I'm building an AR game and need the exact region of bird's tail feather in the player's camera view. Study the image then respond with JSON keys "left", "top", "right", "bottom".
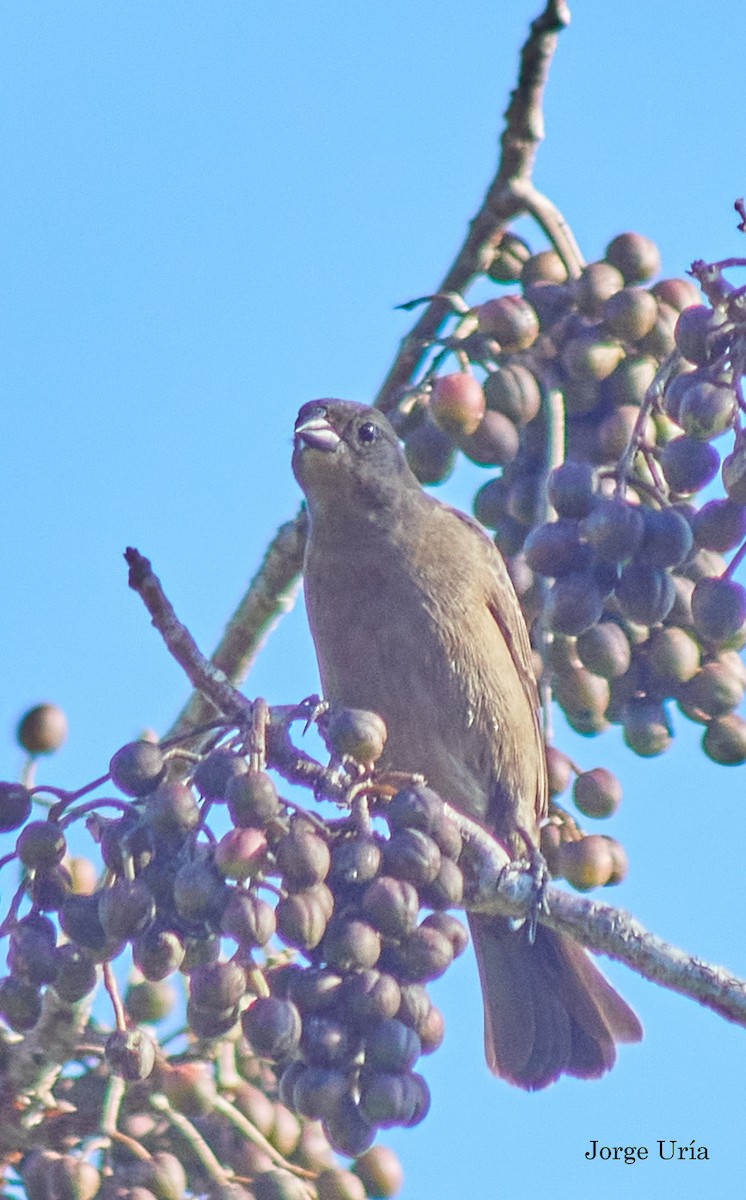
{"left": 468, "top": 913, "right": 642, "bottom": 1089}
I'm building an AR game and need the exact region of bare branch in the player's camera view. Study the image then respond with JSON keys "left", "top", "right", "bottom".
{"left": 166, "top": 513, "right": 308, "bottom": 743}
{"left": 375, "top": 0, "right": 572, "bottom": 414}
{"left": 455, "top": 805, "right": 746, "bottom": 1027}
{"left": 125, "top": 547, "right": 254, "bottom": 729}
{"left": 495, "top": 0, "right": 571, "bottom": 187}
{"left": 0, "top": 989, "right": 94, "bottom": 1157}
{"left": 5, "top": 990, "right": 92, "bottom": 1099}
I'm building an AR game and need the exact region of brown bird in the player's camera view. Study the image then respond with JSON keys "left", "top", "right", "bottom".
{"left": 292, "top": 398, "right": 642, "bottom": 1089}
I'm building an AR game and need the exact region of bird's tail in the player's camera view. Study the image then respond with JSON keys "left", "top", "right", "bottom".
{"left": 468, "top": 913, "right": 642, "bottom": 1089}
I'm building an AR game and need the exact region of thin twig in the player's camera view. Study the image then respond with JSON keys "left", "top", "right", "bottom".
{"left": 514, "top": 180, "right": 584, "bottom": 277}
{"left": 725, "top": 538, "right": 746, "bottom": 580}
{"left": 149, "top": 1093, "right": 234, "bottom": 1196}
{"left": 100, "top": 1074, "right": 153, "bottom": 1165}
{"left": 102, "top": 962, "right": 127, "bottom": 1032}
{"left": 166, "top": 514, "right": 308, "bottom": 745}
{"left": 125, "top": 547, "right": 254, "bottom": 728}
{"left": 614, "top": 350, "right": 683, "bottom": 495}
{"left": 211, "top": 1093, "right": 317, "bottom": 1181}
{"left": 374, "top": 0, "right": 572, "bottom": 414}
{"left": 125, "top": 554, "right": 355, "bottom": 796}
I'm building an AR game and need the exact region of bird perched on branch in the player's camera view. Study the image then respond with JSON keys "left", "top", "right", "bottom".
{"left": 292, "top": 398, "right": 641, "bottom": 1089}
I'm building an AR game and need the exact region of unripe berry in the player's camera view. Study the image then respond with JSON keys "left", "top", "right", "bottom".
{"left": 573, "top": 768, "right": 622, "bottom": 819}
{"left": 558, "top": 835, "right": 614, "bottom": 890}
{"left": 17, "top": 703, "right": 68, "bottom": 755}
{"left": 326, "top": 706, "right": 387, "bottom": 766}
{"left": 605, "top": 232, "right": 660, "bottom": 283}
{"left": 429, "top": 373, "right": 485, "bottom": 437}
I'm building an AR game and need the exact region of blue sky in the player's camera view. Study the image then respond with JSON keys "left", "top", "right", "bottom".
{"left": 1, "top": 4, "right": 745, "bottom": 1198}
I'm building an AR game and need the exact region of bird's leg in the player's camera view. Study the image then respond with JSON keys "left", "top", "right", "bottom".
{"left": 505, "top": 826, "right": 551, "bottom": 944}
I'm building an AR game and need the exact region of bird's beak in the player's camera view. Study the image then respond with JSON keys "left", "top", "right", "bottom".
{"left": 294, "top": 407, "right": 342, "bottom": 452}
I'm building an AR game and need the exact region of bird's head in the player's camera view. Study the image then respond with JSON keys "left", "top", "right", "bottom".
{"left": 292, "top": 400, "right": 420, "bottom": 520}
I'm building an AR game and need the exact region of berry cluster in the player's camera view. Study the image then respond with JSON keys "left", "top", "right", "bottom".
{"left": 250, "top": 777, "right": 467, "bottom": 1156}
{"left": 0, "top": 702, "right": 477, "bottom": 1198}
{"left": 1, "top": 691, "right": 637, "bottom": 1197}
{"left": 398, "top": 233, "right": 746, "bottom": 774}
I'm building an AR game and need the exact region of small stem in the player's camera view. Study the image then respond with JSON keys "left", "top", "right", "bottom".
{"left": 256, "top": 878, "right": 286, "bottom": 900}
{"left": 215, "top": 1041, "right": 242, "bottom": 1091}
{"left": 34, "top": 773, "right": 113, "bottom": 815}
{"left": 597, "top": 467, "right": 666, "bottom": 507}
{"left": 102, "top": 962, "right": 127, "bottom": 1032}
{"left": 639, "top": 447, "right": 668, "bottom": 498}
{"left": 20, "top": 755, "right": 36, "bottom": 789}
{"left": 700, "top": 256, "right": 746, "bottom": 271}
{"left": 0, "top": 881, "right": 28, "bottom": 935}
{"left": 514, "top": 181, "right": 585, "bottom": 278}
{"left": 149, "top": 1093, "right": 232, "bottom": 1194}
{"left": 57, "top": 797, "right": 133, "bottom": 829}
{"left": 724, "top": 539, "right": 746, "bottom": 580}
{"left": 615, "top": 350, "right": 683, "bottom": 494}
{"left": 688, "top": 260, "right": 735, "bottom": 305}
{"left": 160, "top": 720, "right": 231, "bottom": 750}
{"left": 108, "top": 1129, "right": 154, "bottom": 1164}
{"left": 350, "top": 790, "right": 371, "bottom": 834}
{"left": 245, "top": 964, "right": 271, "bottom": 999}
{"left": 280, "top": 796, "right": 334, "bottom": 833}
{"left": 98, "top": 1073, "right": 153, "bottom": 1165}
{"left": 211, "top": 1093, "right": 317, "bottom": 1182}
{"left": 248, "top": 698, "right": 270, "bottom": 772}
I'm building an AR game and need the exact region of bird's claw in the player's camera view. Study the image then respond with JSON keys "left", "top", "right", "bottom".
{"left": 509, "top": 827, "right": 550, "bottom": 944}
{"left": 526, "top": 856, "right": 550, "bottom": 944}
{"left": 524, "top": 846, "right": 550, "bottom": 944}
{"left": 297, "top": 695, "right": 329, "bottom": 735}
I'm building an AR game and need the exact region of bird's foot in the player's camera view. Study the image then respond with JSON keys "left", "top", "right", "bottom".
{"left": 512, "top": 828, "right": 550, "bottom": 944}
{"left": 296, "top": 694, "right": 329, "bottom": 734}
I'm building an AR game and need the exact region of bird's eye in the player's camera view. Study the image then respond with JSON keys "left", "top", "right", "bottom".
{"left": 357, "top": 421, "right": 379, "bottom": 444}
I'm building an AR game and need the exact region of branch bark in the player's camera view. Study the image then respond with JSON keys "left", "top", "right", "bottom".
{"left": 163, "top": 511, "right": 308, "bottom": 742}
{"left": 455, "top": 812, "right": 746, "bottom": 1026}
{"left": 374, "top": 0, "right": 575, "bottom": 415}
{"left": 0, "top": 989, "right": 93, "bottom": 1156}
{"left": 125, "top": 548, "right": 254, "bottom": 729}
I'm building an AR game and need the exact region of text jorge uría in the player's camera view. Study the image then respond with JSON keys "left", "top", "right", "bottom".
{"left": 585, "top": 1141, "right": 710, "bottom": 1162}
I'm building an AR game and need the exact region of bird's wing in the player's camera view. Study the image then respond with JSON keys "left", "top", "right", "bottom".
{"left": 448, "top": 505, "right": 548, "bottom": 818}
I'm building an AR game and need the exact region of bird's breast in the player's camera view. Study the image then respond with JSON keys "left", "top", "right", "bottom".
{"left": 302, "top": 519, "right": 539, "bottom": 836}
